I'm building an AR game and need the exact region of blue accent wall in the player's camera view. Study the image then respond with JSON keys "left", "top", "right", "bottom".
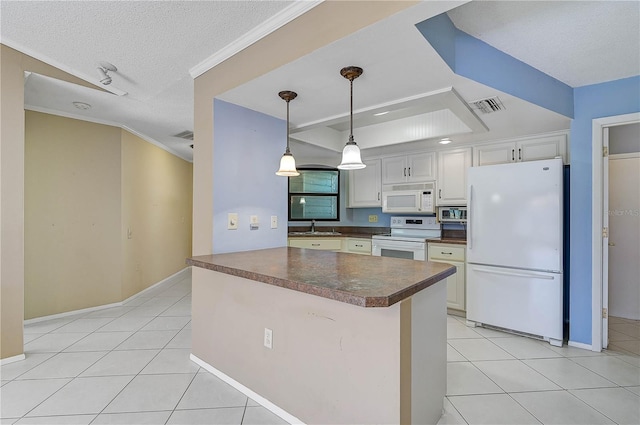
{"left": 569, "top": 76, "right": 640, "bottom": 344}
{"left": 417, "top": 12, "right": 640, "bottom": 346}
{"left": 416, "top": 14, "right": 574, "bottom": 118}
{"left": 212, "top": 99, "right": 288, "bottom": 253}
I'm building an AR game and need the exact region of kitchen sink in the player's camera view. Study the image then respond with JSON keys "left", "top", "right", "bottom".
{"left": 288, "top": 231, "right": 342, "bottom": 236}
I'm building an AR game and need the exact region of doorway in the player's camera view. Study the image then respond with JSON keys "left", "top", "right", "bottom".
{"left": 607, "top": 124, "right": 640, "bottom": 354}
{"left": 592, "top": 113, "right": 640, "bottom": 352}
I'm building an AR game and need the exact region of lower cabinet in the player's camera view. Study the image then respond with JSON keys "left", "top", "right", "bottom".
{"left": 288, "top": 237, "right": 372, "bottom": 255}
{"left": 288, "top": 238, "right": 343, "bottom": 251}
{"left": 428, "top": 243, "right": 466, "bottom": 312}
{"left": 344, "top": 238, "right": 372, "bottom": 255}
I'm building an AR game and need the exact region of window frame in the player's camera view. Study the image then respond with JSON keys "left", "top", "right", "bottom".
{"left": 288, "top": 167, "right": 340, "bottom": 222}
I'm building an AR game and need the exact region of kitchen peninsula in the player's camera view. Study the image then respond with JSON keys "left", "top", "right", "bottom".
{"left": 187, "top": 247, "right": 455, "bottom": 424}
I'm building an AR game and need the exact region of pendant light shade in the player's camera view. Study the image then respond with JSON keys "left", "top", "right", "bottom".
{"left": 276, "top": 90, "right": 300, "bottom": 177}
{"left": 338, "top": 66, "right": 366, "bottom": 170}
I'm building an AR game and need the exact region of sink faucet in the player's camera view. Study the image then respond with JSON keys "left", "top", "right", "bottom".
{"left": 310, "top": 220, "right": 316, "bottom": 233}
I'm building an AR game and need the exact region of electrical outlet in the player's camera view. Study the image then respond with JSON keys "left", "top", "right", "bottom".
{"left": 368, "top": 214, "right": 378, "bottom": 223}
{"left": 228, "top": 213, "right": 238, "bottom": 230}
{"left": 271, "top": 215, "right": 278, "bottom": 229}
{"left": 264, "top": 328, "right": 273, "bottom": 349}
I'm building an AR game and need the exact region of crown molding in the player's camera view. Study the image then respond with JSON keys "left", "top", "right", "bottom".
{"left": 24, "top": 105, "right": 192, "bottom": 163}
{"left": 189, "top": 1, "right": 323, "bottom": 79}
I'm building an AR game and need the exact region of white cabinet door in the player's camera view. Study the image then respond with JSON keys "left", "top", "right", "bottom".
{"left": 344, "top": 238, "right": 372, "bottom": 255}
{"left": 474, "top": 143, "right": 515, "bottom": 166}
{"left": 407, "top": 152, "right": 436, "bottom": 182}
{"left": 474, "top": 134, "right": 567, "bottom": 166}
{"left": 348, "top": 159, "right": 381, "bottom": 208}
{"left": 437, "top": 147, "right": 472, "bottom": 205}
{"left": 383, "top": 152, "right": 436, "bottom": 184}
{"left": 382, "top": 156, "right": 408, "bottom": 184}
{"left": 288, "top": 238, "right": 343, "bottom": 251}
{"left": 518, "top": 135, "right": 566, "bottom": 162}
{"left": 428, "top": 243, "right": 466, "bottom": 311}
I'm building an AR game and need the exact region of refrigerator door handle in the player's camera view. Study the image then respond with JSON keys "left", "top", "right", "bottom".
{"left": 467, "top": 184, "right": 473, "bottom": 250}
{"left": 472, "top": 267, "right": 556, "bottom": 280}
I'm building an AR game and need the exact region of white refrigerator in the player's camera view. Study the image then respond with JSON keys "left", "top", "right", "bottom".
{"left": 466, "top": 158, "right": 563, "bottom": 346}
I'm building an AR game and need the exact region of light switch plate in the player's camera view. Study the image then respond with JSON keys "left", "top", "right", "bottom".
{"left": 228, "top": 213, "right": 238, "bottom": 230}
{"left": 271, "top": 215, "right": 278, "bottom": 229}
{"left": 250, "top": 215, "right": 259, "bottom": 230}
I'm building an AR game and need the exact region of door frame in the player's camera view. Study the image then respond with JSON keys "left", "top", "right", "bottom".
{"left": 591, "top": 112, "right": 640, "bottom": 352}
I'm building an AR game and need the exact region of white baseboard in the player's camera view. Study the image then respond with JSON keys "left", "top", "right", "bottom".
{"left": 190, "top": 354, "right": 304, "bottom": 425}
{"left": 24, "top": 301, "right": 122, "bottom": 325}
{"left": 24, "top": 267, "right": 191, "bottom": 325}
{"left": 1, "top": 353, "right": 26, "bottom": 365}
{"left": 568, "top": 340, "right": 594, "bottom": 351}
{"left": 122, "top": 267, "right": 192, "bottom": 304}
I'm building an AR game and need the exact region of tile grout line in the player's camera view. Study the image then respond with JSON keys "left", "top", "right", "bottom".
{"left": 14, "top": 278, "right": 191, "bottom": 423}
{"left": 87, "top": 283, "right": 193, "bottom": 424}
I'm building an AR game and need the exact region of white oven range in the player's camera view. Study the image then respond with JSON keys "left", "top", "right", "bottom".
{"left": 372, "top": 216, "right": 441, "bottom": 261}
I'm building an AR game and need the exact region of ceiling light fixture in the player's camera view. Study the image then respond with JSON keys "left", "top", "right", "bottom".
{"left": 97, "top": 61, "right": 117, "bottom": 85}
{"left": 337, "top": 66, "right": 366, "bottom": 170}
{"left": 72, "top": 101, "right": 91, "bottom": 110}
{"left": 275, "top": 90, "right": 300, "bottom": 177}
{"left": 374, "top": 111, "right": 389, "bottom": 116}
{"left": 439, "top": 138, "right": 452, "bottom": 145}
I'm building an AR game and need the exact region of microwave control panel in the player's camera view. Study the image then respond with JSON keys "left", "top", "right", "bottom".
{"left": 421, "top": 190, "right": 434, "bottom": 213}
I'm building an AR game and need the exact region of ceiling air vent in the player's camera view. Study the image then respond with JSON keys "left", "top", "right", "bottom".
{"left": 173, "top": 130, "right": 194, "bottom": 140}
{"left": 470, "top": 96, "right": 505, "bottom": 114}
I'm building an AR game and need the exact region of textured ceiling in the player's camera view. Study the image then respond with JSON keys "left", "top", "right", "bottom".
{"left": 448, "top": 0, "right": 640, "bottom": 87}
{"left": 2, "top": 1, "right": 639, "bottom": 162}
{"left": 1, "top": 0, "right": 302, "bottom": 160}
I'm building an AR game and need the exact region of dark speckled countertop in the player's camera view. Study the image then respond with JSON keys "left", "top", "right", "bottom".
{"left": 187, "top": 247, "right": 455, "bottom": 308}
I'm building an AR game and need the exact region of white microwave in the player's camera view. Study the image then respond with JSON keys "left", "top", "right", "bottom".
{"left": 381, "top": 182, "right": 436, "bottom": 214}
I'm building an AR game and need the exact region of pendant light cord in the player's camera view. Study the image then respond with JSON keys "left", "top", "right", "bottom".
{"left": 286, "top": 98, "right": 291, "bottom": 153}
{"left": 349, "top": 77, "right": 354, "bottom": 143}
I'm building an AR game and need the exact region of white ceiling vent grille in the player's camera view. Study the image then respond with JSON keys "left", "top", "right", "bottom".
{"left": 173, "top": 130, "right": 194, "bottom": 140}
{"left": 469, "top": 96, "right": 505, "bottom": 114}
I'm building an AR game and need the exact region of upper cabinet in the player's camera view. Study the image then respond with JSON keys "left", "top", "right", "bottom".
{"left": 382, "top": 152, "right": 436, "bottom": 185}
{"left": 348, "top": 158, "right": 382, "bottom": 208}
{"left": 474, "top": 134, "right": 567, "bottom": 166}
{"left": 437, "top": 147, "right": 472, "bottom": 206}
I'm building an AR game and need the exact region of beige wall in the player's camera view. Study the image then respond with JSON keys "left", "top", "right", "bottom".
{"left": 1, "top": 44, "right": 97, "bottom": 359}
{"left": 24, "top": 112, "right": 122, "bottom": 318}
{"left": 192, "top": 267, "right": 447, "bottom": 423}
{"left": 192, "top": 268, "right": 404, "bottom": 423}
{"left": 121, "top": 130, "right": 193, "bottom": 299}
{"left": 23, "top": 112, "right": 193, "bottom": 319}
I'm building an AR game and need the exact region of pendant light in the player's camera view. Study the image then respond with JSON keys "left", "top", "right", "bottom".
{"left": 276, "top": 90, "right": 300, "bottom": 177}
{"left": 337, "top": 66, "right": 366, "bottom": 170}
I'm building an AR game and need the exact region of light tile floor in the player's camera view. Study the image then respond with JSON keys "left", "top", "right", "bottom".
{"left": 1, "top": 274, "right": 287, "bottom": 425}
{"left": 440, "top": 315, "right": 640, "bottom": 425}
{"left": 2, "top": 274, "right": 639, "bottom": 425}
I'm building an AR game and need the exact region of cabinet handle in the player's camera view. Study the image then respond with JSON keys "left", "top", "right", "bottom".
{"left": 311, "top": 243, "right": 320, "bottom": 247}
{"left": 355, "top": 244, "right": 363, "bottom": 247}
{"left": 439, "top": 189, "right": 442, "bottom": 199}
{"left": 378, "top": 192, "right": 381, "bottom": 201}
{"left": 518, "top": 148, "right": 522, "bottom": 161}
{"left": 408, "top": 167, "right": 411, "bottom": 176}
{"left": 404, "top": 167, "right": 407, "bottom": 177}
{"left": 512, "top": 149, "right": 515, "bottom": 161}
{"left": 441, "top": 251, "right": 453, "bottom": 255}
